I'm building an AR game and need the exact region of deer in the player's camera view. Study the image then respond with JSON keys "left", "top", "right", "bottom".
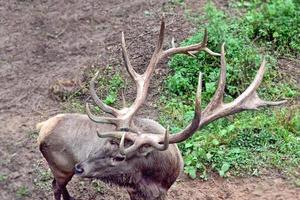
{"left": 37, "top": 17, "right": 286, "bottom": 200}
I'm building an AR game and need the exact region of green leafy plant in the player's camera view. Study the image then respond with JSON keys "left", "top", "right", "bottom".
{"left": 0, "top": 174, "right": 7, "bottom": 182}
{"left": 241, "top": 0, "right": 300, "bottom": 55}
{"left": 160, "top": 1, "right": 300, "bottom": 179}
{"left": 103, "top": 73, "right": 124, "bottom": 105}
{"left": 16, "top": 186, "right": 30, "bottom": 198}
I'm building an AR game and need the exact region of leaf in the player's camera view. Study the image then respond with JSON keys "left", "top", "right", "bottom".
{"left": 212, "top": 139, "right": 220, "bottom": 146}
{"left": 94, "top": 106, "right": 100, "bottom": 112}
{"left": 227, "top": 125, "right": 235, "bottom": 132}
{"left": 206, "top": 152, "right": 213, "bottom": 160}
{"left": 185, "top": 142, "right": 194, "bottom": 148}
{"left": 219, "top": 129, "right": 227, "bottom": 136}
{"left": 219, "top": 162, "right": 231, "bottom": 177}
{"left": 205, "top": 82, "right": 216, "bottom": 95}
{"left": 104, "top": 94, "right": 116, "bottom": 105}
{"left": 187, "top": 167, "right": 197, "bottom": 179}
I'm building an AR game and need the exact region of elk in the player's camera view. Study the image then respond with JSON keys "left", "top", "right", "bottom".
{"left": 37, "top": 17, "right": 286, "bottom": 200}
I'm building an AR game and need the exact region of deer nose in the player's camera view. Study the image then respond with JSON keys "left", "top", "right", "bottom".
{"left": 74, "top": 164, "right": 84, "bottom": 174}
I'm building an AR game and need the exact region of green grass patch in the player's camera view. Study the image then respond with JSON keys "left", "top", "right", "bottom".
{"left": 160, "top": 0, "right": 300, "bottom": 179}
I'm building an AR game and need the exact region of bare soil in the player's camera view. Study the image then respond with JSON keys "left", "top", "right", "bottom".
{"left": 0, "top": 0, "right": 299, "bottom": 200}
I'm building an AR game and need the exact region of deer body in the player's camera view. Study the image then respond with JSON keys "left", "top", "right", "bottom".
{"left": 38, "top": 113, "right": 183, "bottom": 200}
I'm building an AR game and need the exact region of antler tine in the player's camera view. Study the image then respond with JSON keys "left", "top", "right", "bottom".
{"left": 119, "top": 129, "right": 170, "bottom": 156}
{"left": 86, "top": 103, "right": 119, "bottom": 124}
{"left": 198, "top": 45, "right": 287, "bottom": 129}
{"left": 89, "top": 71, "right": 120, "bottom": 117}
{"left": 161, "top": 29, "right": 220, "bottom": 59}
{"left": 231, "top": 57, "right": 287, "bottom": 110}
{"left": 204, "top": 43, "right": 226, "bottom": 113}
{"left": 97, "top": 130, "right": 131, "bottom": 139}
{"left": 121, "top": 32, "right": 140, "bottom": 81}
{"left": 168, "top": 72, "right": 202, "bottom": 143}
{"left": 142, "top": 16, "right": 166, "bottom": 80}
{"left": 119, "top": 132, "right": 127, "bottom": 155}
{"left": 121, "top": 89, "right": 126, "bottom": 108}
{"left": 235, "top": 58, "right": 267, "bottom": 103}
{"left": 156, "top": 15, "right": 166, "bottom": 52}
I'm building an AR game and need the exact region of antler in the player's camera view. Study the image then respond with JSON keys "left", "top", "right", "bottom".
{"left": 86, "top": 16, "right": 219, "bottom": 131}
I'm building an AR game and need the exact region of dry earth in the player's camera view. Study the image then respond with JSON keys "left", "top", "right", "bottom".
{"left": 0, "top": 0, "right": 299, "bottom": 200}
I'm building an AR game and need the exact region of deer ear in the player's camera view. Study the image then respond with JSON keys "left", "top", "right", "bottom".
{"left": 137, "top": 146, "right": 155, "bottom": 157}
{"left": 121, "top": 145, "right": 154, "bottom": 158}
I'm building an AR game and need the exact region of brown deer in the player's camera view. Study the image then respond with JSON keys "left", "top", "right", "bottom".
{"left": 37, "top": 17, "right": 285, "bottom": 200}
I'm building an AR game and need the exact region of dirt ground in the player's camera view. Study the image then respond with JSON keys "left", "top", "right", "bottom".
{"left": 0, "top": 0, "right": 299, "bottom": 200}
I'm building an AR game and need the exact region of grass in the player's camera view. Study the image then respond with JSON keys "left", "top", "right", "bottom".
{"left": 159, "top": 0, "right": 300, "bottom": 179}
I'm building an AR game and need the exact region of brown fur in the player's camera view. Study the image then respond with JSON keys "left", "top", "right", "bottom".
{"left": 37, "top": 114, "right": 66, "bottom": 145}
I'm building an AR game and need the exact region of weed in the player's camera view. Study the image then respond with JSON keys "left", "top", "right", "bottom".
{"left": 0, "top": 174, "right": 7, "bottom": 182}
{"left": 26, "top": 130, "right": 39, "bottom": 140}
{"left": 33, "top": 161, "right": 53, "bottom": 192}
{"left": 63, "top": 98, "right": 86, "bottom": 113}
{"left": 92, "top": 180, "right": 105, "bottom": 193}
{"left": 103, "top": 73, "right": 124, "bottom": 105}
{"left": 294, "top": 179, "right": 300, "bottom": 187}
{"left": 16, "top": 186, "right": 30, "bottom": 198}
{"left": 168, "top": 0, "right": 185, "bottom": 6}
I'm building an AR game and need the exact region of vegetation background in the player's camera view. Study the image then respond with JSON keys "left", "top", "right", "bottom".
{"left": 161, "top": 0, "right": 300, "bottom": 180}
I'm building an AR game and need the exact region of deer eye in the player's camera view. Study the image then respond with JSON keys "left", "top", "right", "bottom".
{"left": 114, "top": 154, "right": 125, "bottom": 162}
{"left": 109, "top": 140, "right": 119, "bottom": 146}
